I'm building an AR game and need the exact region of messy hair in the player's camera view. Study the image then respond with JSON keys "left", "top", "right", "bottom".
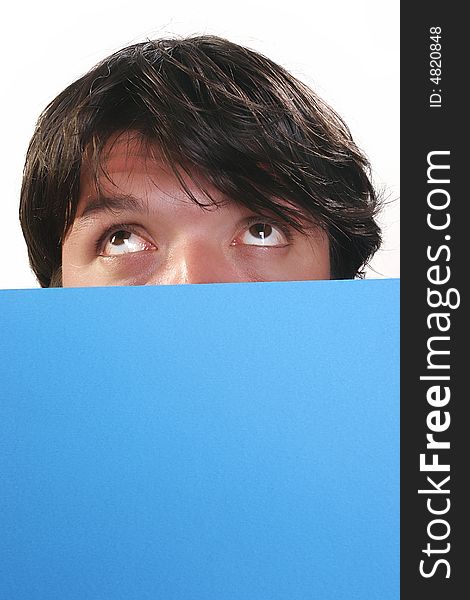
{"left": 20, "top": 35, "right": 381, "bottom": 287}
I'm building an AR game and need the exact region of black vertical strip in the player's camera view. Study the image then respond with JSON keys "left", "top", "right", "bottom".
{"left": 401, "top": 3, "right": 465, "bottom": 598}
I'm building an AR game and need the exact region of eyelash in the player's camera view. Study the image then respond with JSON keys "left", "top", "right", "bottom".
{"left": 94, "top": 217, "right": 294, "bottom": 254}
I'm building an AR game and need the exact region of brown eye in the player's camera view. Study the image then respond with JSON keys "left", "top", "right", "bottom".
{"left": 110, "top": 231, "right": 131, "bottom": 246}
{"left": 249, "top": 223, "right": 273, "bottom": 240}
{"left": 236, "top": 222, "right": 287, "bottom": 247}
{"left": 101, "top": 229, "right": 155, "bottom": 256}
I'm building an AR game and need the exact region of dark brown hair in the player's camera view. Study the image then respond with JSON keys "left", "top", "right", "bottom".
{"left": 20, "top": 35, "right": 381, "bottom": 287}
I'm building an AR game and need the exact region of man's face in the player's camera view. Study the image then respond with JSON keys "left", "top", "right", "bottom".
{"left": 62, "top": 134, "right": 330, "bottom": 287}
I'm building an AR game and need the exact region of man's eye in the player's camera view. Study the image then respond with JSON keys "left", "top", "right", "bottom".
{"left": 101, "top": 230, "right": 154, "bottom": 256}
{"left": 237, "top": 222, "right": 288, "bottom": 247}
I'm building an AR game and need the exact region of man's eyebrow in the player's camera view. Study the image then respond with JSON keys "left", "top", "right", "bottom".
{"left": 73, "top": 194, "right": 149, "bottom": 227}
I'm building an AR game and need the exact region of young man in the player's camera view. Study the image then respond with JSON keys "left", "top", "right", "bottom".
{"left": 20, "top": 36, "right": 381, "bottom": 288}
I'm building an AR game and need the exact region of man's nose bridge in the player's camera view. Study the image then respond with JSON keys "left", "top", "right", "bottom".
{"left": 160, "top": 241, "right": 226, "bottom": 285}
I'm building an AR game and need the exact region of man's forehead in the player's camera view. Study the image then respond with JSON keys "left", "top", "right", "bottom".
{"left": 78, "top": 129, "right": 318, "bottom": 227}
{"left": 82, "top": 131, "right": 169, "bottom": 177}
{"left": 78, "top": 132, "right": 227, "bottom": 213}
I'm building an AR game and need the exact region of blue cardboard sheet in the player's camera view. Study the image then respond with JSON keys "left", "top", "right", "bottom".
{"left": 0, "top": 279, "right": 399, "bottom": 599}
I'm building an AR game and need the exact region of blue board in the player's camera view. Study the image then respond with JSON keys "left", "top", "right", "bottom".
{"left": 0, "top": 279, "right": 399, "bottom": 599}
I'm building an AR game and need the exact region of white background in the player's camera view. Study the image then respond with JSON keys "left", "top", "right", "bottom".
{"left": 1, "top": 0, "right": 399, "bottom": 288}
